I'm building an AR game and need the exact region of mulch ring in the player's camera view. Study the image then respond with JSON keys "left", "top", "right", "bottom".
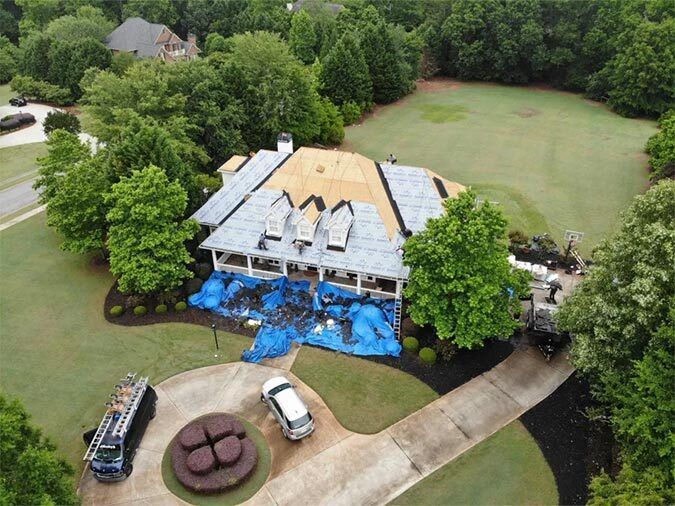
{"left": 520, "top": 374, "right": 617, "bottom": 506}
{"left": 361, "top": 324, "right": 515, "bottom": 395}
{"left": 104, "top": 282, "right": 257, "bottom": 339}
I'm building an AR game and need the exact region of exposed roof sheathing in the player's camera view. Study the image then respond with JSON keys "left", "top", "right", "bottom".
{"left": 218, "top": 155, "right": 249, "bottom": 173}
{"left": 264, "top": 147, "right": 402, "bottom": 239}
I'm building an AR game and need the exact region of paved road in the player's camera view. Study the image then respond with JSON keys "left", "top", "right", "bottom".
{"left": 0, "top": 177, "right": 39, "bottom": 218}
{"left": 78, "top": 345, "right": 573, "bottom": 505}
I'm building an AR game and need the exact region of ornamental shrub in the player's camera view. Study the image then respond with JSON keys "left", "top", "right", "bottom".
{"left": 419, "top": 347, "right": 437, "bottom": 364}
{"left": 340, "top": 101, "right": 362, "bottom": 125}
{"left": 155, "top": 304, "right": 167, "bottom": 314}
{"left": 109, "top": 305, "right": 124, "bottom": 317}
{"left": 175, "top": 301, "right": 187, "bottom": 312}
{"left": 402, "top": 336, "right": 419, "bottom": 353}
{"left": 434, "top": 339, "right": 457, "bottom": 362}
{"left": 43, "top": 110, "right": 81, "bottom": 135}
{"left": 133, "top": 305, "right": 147, "bottom": 316}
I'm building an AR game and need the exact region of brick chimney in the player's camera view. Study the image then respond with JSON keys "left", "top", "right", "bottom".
{"left": 187, "top": 33, "right": 196, "bottom": 46}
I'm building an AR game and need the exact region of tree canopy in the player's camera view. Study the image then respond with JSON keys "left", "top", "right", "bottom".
{"left": 646, "top": 111, "right": 675, "bottom": 182}
{"left": 0, "top": 394, "right": 78, "bottom": 505}
{"left": 105, "top": 165, "right": 199, "bottom": 294}
{"left": 403, "top": 189, "right": 530, "bottom": 348}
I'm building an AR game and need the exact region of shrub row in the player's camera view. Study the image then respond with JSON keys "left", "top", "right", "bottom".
{"left": 109, "top": 301, "right": 188, "bottom": 317}
{"left": 402, "top": 336, "right": 438, "bottom": 365}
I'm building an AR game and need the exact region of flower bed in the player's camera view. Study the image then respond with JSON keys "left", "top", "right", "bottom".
{"left": 170, "top": 414, "right": 259, "bottom": 494}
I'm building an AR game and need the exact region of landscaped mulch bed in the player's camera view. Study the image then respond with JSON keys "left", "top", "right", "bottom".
{"left": 521, "top": 374, "right": 616, "bottom": 505}
{"left": 361, "top": 324, "right": 515, "bottom": 395}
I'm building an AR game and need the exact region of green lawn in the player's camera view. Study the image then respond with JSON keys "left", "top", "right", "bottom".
{"left": 161, "top": 415, "right": 271, "bottom": 506}
{"left": 390, "top": 421, "right": 558, "bottom": 505}
{"left": 344, "top": 82, "right": 656, "bottom": 255}
{"left": 291, "top": 346, "right": 439, "bottom": 433}
{"left": 0, "top": 83, "right": 12, "bottom": 105}
{"left": 0, "top": 142, "right": 47, "bottom": 189}
{"left": 0, "top": 214, "right": 252, "bottom": 472}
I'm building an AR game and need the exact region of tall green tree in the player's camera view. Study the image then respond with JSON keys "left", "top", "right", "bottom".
{"left": 320, "top": 32, "right": 372, "bottom": 107}
{"left": 361, "top": 21, "right": 410, "bottom": 103}
{"left": 105, "top": 166, "right": 199, "bottom": 294}
{"left": 122, "top": 0, "right": 178, "bottom": 27}
{"left": 0, "top": 395, "right": 78, "bottom": 505}
{"left": 19, "top": 32, "right": 52, "bottom": 81}
{"left": 289, "top": 10, "right": 317, "bottom": 64}
{"left": 223, "top": 31, "right": 322, "bottom": 147}
{"left": 403, "top": 189, "right": 530, "bottom": 348}
{"left": 35, "top": 129, "right": 91, "bottom": 203}
{"left": 44, "top": 6, "right": 115, "bottom": 41}
{"left": 45, "top": 156, "right": 109, "bottom": 254}
{"left": 646, "top": 111, "right": 675, "bottom": 182}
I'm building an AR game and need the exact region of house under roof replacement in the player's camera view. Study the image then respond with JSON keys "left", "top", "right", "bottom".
{"left": 193, "top": 134, "right": 465, "bottom": 298}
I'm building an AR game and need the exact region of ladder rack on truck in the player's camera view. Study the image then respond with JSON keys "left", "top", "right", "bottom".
{"left": 83, "top": 373, "right": 149, "bottom": 461}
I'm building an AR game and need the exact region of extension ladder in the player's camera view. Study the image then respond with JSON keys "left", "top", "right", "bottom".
{"left": 83, "top": 412, "right": 115, "bottom": 461}
{"left": 112, "top": 377, "right": 148, "bottom": 438}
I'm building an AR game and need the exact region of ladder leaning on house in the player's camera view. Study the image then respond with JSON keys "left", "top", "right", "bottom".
{"left": 392, "top": 276, "right": 406, "bottom": 340}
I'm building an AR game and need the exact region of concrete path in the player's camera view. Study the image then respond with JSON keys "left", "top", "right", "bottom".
{"left": 0, "top": 205, "right": 45, "bottom": 232}
{"left": 78, "top": 346, "right": 573, "bottom": 505}
{"left": 0, "top": 104, "right": 97, "bottom": 149}
{"left": 0, "top": 177, "right": 40, "bottom": 218}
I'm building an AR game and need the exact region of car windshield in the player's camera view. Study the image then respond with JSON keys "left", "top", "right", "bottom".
{"left": 94, "top": 444, "right": 122, "bottom": 463}
{"left": 269, "top": 382, "right": 291, "bottom": 396}
{"left": 288, "top": 413, "right": 312, "bottom": 429}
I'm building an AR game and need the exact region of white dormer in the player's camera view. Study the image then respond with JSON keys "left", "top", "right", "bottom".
{"left": 265, "top": 192, "right": 293, "bottom": 238}
{"left": 293, "top": 195, "right": 325, "bottom": 244}
{"left": 325, "top": 200, "right": 354, "bottom": 250}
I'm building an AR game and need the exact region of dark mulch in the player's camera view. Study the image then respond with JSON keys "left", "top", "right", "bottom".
{"left": 521, "top": 374, "right": 617, "bottom": 506}
{"left": 104, "top": 282, "right": 258, "bottom": 339}
{"left": 362, "top": 323, "right": 515, "bottom": 395}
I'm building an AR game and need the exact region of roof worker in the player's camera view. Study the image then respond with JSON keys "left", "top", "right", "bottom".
{"left": 387, "top": 153, "right": 397, "bottom": 164}
{"left": 257, "top": 232, "right": 268, "bottom": 250}
{"left": 294, "top": 239, "right": 305, "bottom": 256}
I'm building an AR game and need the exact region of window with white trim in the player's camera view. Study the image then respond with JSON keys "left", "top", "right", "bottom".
{"left": 328, "top": 227, "right": 345, "bottom": 247}
{"left": 297, "top": 222, "right": 313, "bottom": 242}
{"left": 267, "top": 218, "right": 282, "bottom": 237}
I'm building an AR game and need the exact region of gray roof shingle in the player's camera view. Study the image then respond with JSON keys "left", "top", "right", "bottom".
{"left": 105, "top": 17, "right": 167, "bottom": 57}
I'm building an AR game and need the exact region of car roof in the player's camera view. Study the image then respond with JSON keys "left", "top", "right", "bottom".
{"left": 263, "top": 376, "right": 290, "bottom": 392}
{"left": 274, "top": 387, "right": 308, "bottom": 421}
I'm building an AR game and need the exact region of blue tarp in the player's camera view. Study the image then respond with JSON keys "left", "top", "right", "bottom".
{"left": 189, "top": 272, "right": 401, "bottom": 362}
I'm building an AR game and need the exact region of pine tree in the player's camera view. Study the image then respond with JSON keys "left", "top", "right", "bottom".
{"left": 361, "top": 22, "right": 410, "bottom": 103}
{"left": 320, "top": 32, "right": 372, "bottom": 107}
{"left": 289, "top": 10, "right": 317, "bottom": 64}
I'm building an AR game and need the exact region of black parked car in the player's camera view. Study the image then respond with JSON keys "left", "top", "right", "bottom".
{"left": 9, "top": 97, "right": 27, "bottom": 107}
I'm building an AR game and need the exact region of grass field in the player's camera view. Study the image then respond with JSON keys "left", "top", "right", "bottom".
{"left": 390, "top": 421, "right": 558, "bottom": 505}
{"left": 291, "top": 346, "right": 439, "bottom": 433}
{"left": 344, "top": 81, "right": 656, "bottom": 255}
{"left": 0, "top": 142, "right": 47, "bottom": 189}
{"left": 0, "top": 84, "right": 12, "bottom": 105}
{"left": 0, "top": 215, "right": 438, "bottom": 472}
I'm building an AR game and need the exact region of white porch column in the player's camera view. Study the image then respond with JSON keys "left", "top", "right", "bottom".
{"left": 246, "top": 255, "right": 253, "bottom": 276}
{"left": 282, "top": 260, "right": 288, "bottom": 277}
{"left": 211, "top": 250, "right": 218, "bottom": 271}
{"left": 395, "top": 279, "right": 402, "bottom": 297}
{"left": 319, "top": 269, "right": 324, "bottom": 282}
{"left": 356, "top": 273, "right": 362, "bottom": 295}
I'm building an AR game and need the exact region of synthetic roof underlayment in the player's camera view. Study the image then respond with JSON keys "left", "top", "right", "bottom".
{"left": 200, "top": 189, "right": 408, "bottom": 279}
{"left": 192, "top": 150, "right": 290, "bottom": 226}
{"left": 196, "top": 147, "right": 466, "bottom": 280}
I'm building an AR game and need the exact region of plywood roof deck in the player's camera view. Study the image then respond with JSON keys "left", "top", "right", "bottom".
{"left": 264, "top": 147, "right": 401, "bottom": 239}
{"left": 218, "top": 155, "right": 249, "bottom": 173}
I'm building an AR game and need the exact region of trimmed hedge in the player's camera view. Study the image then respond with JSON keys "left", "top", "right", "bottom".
{"left": 175, "top": 301, "right": 188, "bottom": 312}
{"left": 419, "top": 347, "right": 437, "bottom": 364}
{"left": 171, "top": 414, "right": 258, "bottom": 494}
{"left": 155, "top": 304, "right": 168, "bottom": 314}
{"left": 133, "top": 305, "right": 147, "bottom": 316}
{"left": 109, "top": 305, "right": 124, "bottom": 317}
{"left": 402, "top": 336, "right": 419, "bottom": 353}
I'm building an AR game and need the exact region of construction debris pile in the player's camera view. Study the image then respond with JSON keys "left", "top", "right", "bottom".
{"left": 188, "top": 271, "right": 401, "bottom": 362}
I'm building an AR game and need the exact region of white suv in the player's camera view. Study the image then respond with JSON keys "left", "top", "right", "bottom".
{"left": 261, "top": 377, "right": 314, "bottom": 440}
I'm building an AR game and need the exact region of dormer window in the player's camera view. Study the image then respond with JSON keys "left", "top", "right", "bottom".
{"left": 297, "top": 222, "right": 313, "bottom": 241}
{"left": 326, "top": 200, "right": 354, "bottom": 250}
{"left": 265, "top": 192, "right": 293, "bottom": 238}
{"left": 293, "top": 195, "right": 325, "bottom": 244}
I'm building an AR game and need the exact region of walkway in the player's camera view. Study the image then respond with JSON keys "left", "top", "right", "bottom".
{"left": 78, "top": 346, "right": 573, "bottom": 505}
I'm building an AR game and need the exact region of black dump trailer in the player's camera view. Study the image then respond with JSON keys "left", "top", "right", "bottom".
{"left": 525, "top": 297, "right": 570, "bottom": 361}
{"left": 83, "top": 373, "right": 157, "bottom": 481}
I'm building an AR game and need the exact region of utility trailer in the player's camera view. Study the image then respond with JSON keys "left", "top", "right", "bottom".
{"left": 82, "top": 373, "right": 157, "bottom": 481}
{"left": 525, "top": 299, "right": 570, "bottom": 361}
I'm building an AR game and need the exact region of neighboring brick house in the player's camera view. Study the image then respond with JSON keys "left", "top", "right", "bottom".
{"left": 105, "top": 17, "right": 199, "bottom": 62}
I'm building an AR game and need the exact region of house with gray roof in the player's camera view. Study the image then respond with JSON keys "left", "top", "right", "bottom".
{"left": 193, "top": 134, "right": 465, "bottom": 300}
{"left": 105, "top": 17, "right": 199, "bottom": 62}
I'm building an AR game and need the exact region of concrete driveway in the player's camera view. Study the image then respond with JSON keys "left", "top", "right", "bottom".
{"left": 78, "top": 345, "right": 573, "bottom": 506}
{"left": 0, "top": 103, "right": 97, "bottom": 149}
